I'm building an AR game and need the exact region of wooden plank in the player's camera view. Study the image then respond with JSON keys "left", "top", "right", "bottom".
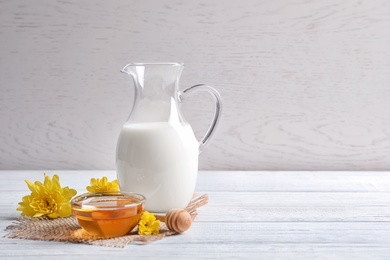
{"left": 2, "top": 171, "right": 390, "bottom": 192}
{"left": 1, "top": 243, "right": 390, "bottom": 260}
{"left": 2, "top": 190, "right": 390, "bottom": 222}
{"left": 196, "top": 171, "right": 390, "bottom": 192}
{"left": 1, "top": 222, "right": 390, "bottom": 259}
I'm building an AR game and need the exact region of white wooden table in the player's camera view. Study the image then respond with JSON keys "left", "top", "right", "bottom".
{"left": 1, "top": 171, "right": 390, "bottom": 259}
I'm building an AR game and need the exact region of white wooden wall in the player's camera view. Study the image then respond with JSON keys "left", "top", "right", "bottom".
{"left": 1, "top": 0, "right": 390, "bottom": 170}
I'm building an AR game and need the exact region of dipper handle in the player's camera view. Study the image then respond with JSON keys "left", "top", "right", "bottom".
{"left": 155, "top": 208, "right": 192, "bottom": 233}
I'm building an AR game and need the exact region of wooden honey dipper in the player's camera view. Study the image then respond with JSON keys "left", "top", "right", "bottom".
{"left": 154, "top": 208, "right": 192, "bottom": 233}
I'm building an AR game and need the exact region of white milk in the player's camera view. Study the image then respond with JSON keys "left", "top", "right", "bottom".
{"left": 116, "top": 122, "right": 199, "bottom": 212}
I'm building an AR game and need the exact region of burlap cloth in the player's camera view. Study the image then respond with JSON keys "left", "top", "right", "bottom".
{"left": 5, "top": 194, "right": 208, "bottom": 248}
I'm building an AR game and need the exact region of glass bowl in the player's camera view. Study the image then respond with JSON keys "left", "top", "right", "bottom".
{"left": 71, "top": 192, "right": 145, "bottom": 238}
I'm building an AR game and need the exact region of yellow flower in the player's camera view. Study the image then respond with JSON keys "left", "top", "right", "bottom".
{"left": 138, "top": 211, "right": 161, "bottom": 235}
{"left": 17, "top": 174, "right": 77, "bottom": 218}
{"left": 86, "top": 176, "right": 119, "bottom": 193}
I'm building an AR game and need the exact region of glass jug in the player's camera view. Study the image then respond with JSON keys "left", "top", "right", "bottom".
{"left": 116, "top": 62, "right": 222, "bottom": 212}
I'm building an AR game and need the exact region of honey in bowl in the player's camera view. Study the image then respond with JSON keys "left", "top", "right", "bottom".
{"left": 71, "top": 192, "right": 145, "bottom": 238}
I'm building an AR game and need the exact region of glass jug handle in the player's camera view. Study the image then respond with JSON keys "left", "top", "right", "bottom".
{"left": 181, "top": 84, "right": 222, "bottom": 153}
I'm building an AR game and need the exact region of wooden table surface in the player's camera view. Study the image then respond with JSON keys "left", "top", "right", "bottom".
{"left": 1, "top": 171, "right": 390, "bottom": 259}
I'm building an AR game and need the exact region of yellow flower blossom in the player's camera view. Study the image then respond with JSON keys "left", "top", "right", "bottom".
{"left": 17, "top": 174, "right": 77, "bottom": 218}
{"left": 86, "top": 176, "right": 119, "bottom": 193}
{"left": 138, "top": 211, "right": 161, "bottom": 235}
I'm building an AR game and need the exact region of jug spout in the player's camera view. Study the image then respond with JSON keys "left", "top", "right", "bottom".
{"left": 120, "top": 63, "right": 138, "bottom": 75}
{"left": 120, "top": 65, "right": 130, "bottom": 74}
{"left": 120, "top": 63, "right": 137, "bottom": 78}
